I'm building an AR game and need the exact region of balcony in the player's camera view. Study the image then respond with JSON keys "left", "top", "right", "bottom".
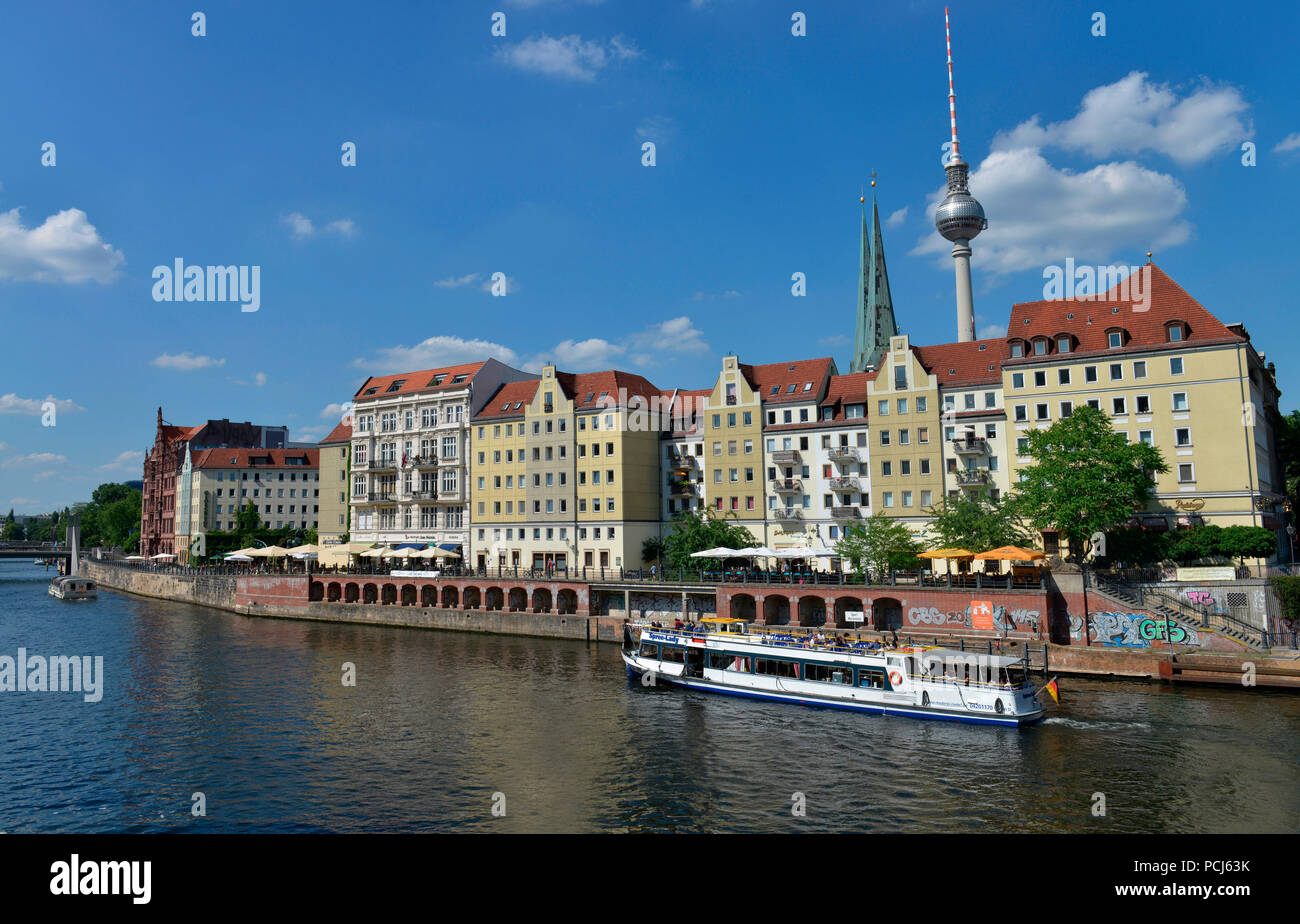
{"left": 956, "top": 470, "right": 990, "bottom": 489}
{"left": 770, "top": 449, "right": 800, "bottom": 464}
{"left": 362, "top": 491, "right": 399, "bottom": 503}
{"left": 364, "top": 458, "right": 397, "bottom": 471}
{"left": 831, "top": 506, "right": 862, "bottom": 519}
{"left": 774, "top": 508, "right": 804, "bottom": 520}
{"left": 668, "top": 454, "right": 695, "bottom": 473}
{"left": 952, "top": 437, "right": 989, "bottom": 456}
{"left": 828, "top": 476, "right": 859, "bottom": 492}
{"left": 771, "top": 478, "right": 802, "bottom": 494}
{"left": 410, "top": 490, "right": 437, "bottom": 501}
{"left": 669, "top": 481, "right": 696, "bottom": 496}
{"left": 409, "top": 456, "right": 439, "bottom": 470}
{"left": 828, "top": 446, "right": 859, "bottom": 464}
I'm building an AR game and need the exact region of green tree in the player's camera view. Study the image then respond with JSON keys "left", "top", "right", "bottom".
{"left": 1012, "top": 405, "right": 1167, "bottom": 558}
{"left": 1219, "top": 525, "right": 1276, "bottom": 566}
{"left": 1277, "top": 409, "right": 1300, "bottom": 513}
{"left": 641, "top": 535, "right": 666, "bottom": 569}
{"left": 835, "top": 512, "right": 923, "bottom": 577}
{"left": 923, "top": 488, "right": 1030, "bottom": 552}
{"left": 1095, "top": 526, "right": 1172, "bottom": 566}
{"left": 100, "top": 493, "right": 142, "bottom": 546}
{"left": 235, "top": 500, "right": 262, "bottom": 536}
{"left": 661, "top": 511, "right": 756, "bottom": 571}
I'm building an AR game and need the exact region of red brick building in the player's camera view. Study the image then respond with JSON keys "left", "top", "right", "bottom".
{"left": 140, "top": 409, "right": 291, "bottom": 556}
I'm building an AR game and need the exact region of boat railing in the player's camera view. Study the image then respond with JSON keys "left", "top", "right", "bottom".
{"left": 634, "top": 623, "right": 891, "bottom": 656}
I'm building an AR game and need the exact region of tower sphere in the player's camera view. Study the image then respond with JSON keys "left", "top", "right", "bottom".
{"left": 935, "top": 176, "right": 986, "bottom": 241}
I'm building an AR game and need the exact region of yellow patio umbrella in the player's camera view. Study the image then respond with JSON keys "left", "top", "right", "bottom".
{"left": 248, "top": 545, "right": 291, "bottom": 558}
{"left": 359, "top": 547, "right": 389, "bottom": 558}
{"left": 289, "top": 544, "right": 320, "bottom": 556}
{"left": 973, "top": 545, "right": 1047, "bottom": 561}
{"left": 918, "top": 548, "right": 975, "bottom": 559}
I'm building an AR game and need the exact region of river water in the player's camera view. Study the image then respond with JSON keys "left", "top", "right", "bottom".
{"left": 1, "top": 561, "right": 1297, "bottom": 833}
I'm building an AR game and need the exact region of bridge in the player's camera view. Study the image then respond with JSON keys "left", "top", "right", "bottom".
{"left": 0, "top": 545, "right": 70, "bottom": 559}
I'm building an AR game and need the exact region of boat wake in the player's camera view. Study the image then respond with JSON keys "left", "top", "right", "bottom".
{"left": 1042, "top": 717, "right": 1151, "bottom": 731}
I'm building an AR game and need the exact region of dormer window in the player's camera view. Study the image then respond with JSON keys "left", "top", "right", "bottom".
{"left": 1165, "top": 321, "right": 1187, "bottom": 343}
{"left": 1107, "top": 329, "right": 1126, "bottom": 349}
{"left": 1056, "top": 335, "right": 1072, "bottom": 354}
{"left": 1009, "top": 340, "right": 1025, "bottom": 358}
{"left": 1032, "top": 338, "right": 1049, "bottom": 356}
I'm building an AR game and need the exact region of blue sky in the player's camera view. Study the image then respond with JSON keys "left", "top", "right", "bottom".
{"left": 2, "top": 0, "right": 1297, "bottom": 514}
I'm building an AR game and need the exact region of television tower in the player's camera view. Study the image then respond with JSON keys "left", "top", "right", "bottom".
{"left": 933, "top": 7, "right": 987, "bottom": 342}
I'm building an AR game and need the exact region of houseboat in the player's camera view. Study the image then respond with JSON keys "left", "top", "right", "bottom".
{"left": 622, "top": 617, "right": 1047, "bottom": 727}
{"left": 48, "top": 575, "right": 97, "bottom": 601}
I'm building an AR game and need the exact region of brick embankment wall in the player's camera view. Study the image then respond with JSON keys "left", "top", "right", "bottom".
{"left": 83, "top": 561, "right": 237, "bottom": 610}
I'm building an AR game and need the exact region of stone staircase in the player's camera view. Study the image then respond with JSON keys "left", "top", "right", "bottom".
{"left": 1090, "top": 574, "right": 1265, "bottom": 649}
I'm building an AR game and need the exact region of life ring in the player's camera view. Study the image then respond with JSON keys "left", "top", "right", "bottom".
{"left": 889, "top": 670, "right": 903, "bottom": 686}
{"left": 995, "top": 698, "right": 1004, "bottom": 714}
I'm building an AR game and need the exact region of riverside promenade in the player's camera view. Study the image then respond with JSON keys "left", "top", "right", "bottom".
{"left": 82, "top": 559, "right": 1300, "bottom": 689}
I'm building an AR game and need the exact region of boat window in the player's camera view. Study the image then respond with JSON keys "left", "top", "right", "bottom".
{"left": 708, "top": 653, "right": 749, "bottom": 671}
{"left": 754, "top": 658, "right": 800, "bottom": 679}
{"left": 857, "top": 669, "right": 886, "bottom": 689}
{"left": 804, "top": 663, "right": 853, "bottom": 685}
{"left": 638, "top": 643, "right": 659, "bottom": 659}
{"left": 660, "top": 646, "right": 686, "bottom": 664}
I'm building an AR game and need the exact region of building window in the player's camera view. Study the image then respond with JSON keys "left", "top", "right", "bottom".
{"left": 1178, "top": 463, "right": 1195, "bottom": 483}
{"left": 1035, "top": 404, "right": 1049, "bottom": 421}
{"left": 1112, "top": 396, "right": 1127, "bottom": 416}
{"left": 1012, "top": 373, "right": 1024, "bottom": 389}
{"left": 1014, "top": 405, "right": 1027, "bottom": 422}
{"left": 1034, "top": 371, "right": 1046, "bottom": 387}
{"left": 1133, "top": 360, "right": 1147, "bottom": 379}
{"left": 1108, "top": 331, "right": 1123, "bottom": 348}
{"left": 1170, "top": 357, "right": 1184, "bottom": 375}
{"left": 1135, "top": 395, "right": 1151, "bottom": 414}
{"left": 1175, "top": 427, "right": 1191, "bottom": 447}
{"left": 1172, "top": 392, "right": 1189, "bottom": 411}
{"left": 1058, "top": 368, "right": 1070, "bottom": 385}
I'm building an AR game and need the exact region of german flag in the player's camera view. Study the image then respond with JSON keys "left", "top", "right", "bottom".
{"left": 1041, "top": 677, "right": 1060, "bottom": 704}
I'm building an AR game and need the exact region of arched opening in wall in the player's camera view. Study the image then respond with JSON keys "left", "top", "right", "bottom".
{"left": 420, "top": 585, "right": 436, "bottom": 607}
{"left": 309, "top": 582, "right": 324, "bottom": 602}
{"left": 731, "top": 593, "right": 756, "bottom": 622}
{"left": 508, "top": 588, "right": 527, "bottom": 612}
{"left": 834, "top": 596, "right": 863, "bottom": 628}
{"left": 557, "top": 588, "right": 578, "bottom": 614}
{"left": 344, "top": 583, "right": 359, "bottom": 603}
{"left": 441, "top": 585, "right": 459, "bottom": 608}
{"left": 485, "top": 587, "right": 504, "bottom": 611}
{"left": 872, "top": 597, "right": 902, "bottom": 631}
{"left": 362, "top": 583, "right": 377, "bottom": 604}
{"left": 327, "top": 582, "right": 342, "bottom": 602}
{"left": 381, "top": 583, "right": 397, "bottom": 605}
{"left": 463, "top": 586, "right": 480, "bottom": 609}
{"left": 401, "top": 584, "right": 417, "bottom": 606}
{"left": 764, "top": 596, "right": 790, "bottom": 625}
{"left": 533, "top": 588, "right": 552, "bottom": 613}
{"left": 798, "top": 596, "right": 825, "bottom": 627}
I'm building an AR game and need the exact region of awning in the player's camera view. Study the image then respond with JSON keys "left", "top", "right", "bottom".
{"left": 436, "top": 542, "right": 462, "bottom": 552}
{"left": 394, "top": 542, "right": 426, "bottom": 550}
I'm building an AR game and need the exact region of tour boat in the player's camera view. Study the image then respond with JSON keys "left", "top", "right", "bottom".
{"left": 48, "top": 575, "right": 97, "bottom": 601}
{"left": 622, "top": 617, "right": 1047, "bottom": 727}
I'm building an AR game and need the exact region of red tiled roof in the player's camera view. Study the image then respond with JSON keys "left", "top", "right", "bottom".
{"left": 320, "top": 421, "right": 353, "bottom": 444}
{"left": 913, "top": 339, "right": 1010, "bottom": 386}
{"left": 819, "top": 371, "right": 874, "bottom": 407}
{"left": 740, "top": 357, "right": 835, "bottom": 404}
{"left": 555, "top": 370, "right": 662, "bottom": 411}
{"left": 191, "top": 448, "right": 319, "bottom": 469}
{"left": 354, "top": 361, "right": 487, "bottom": 400}
{"left": 473, "top": 380, "right": 540, "bottom": 420}
{"left": 1004, "top": 264, "right": 1242, "bottom": 363}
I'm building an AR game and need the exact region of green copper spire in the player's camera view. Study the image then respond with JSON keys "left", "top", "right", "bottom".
{"left": 851, "top": 180, "right": 900, "bottom": 373}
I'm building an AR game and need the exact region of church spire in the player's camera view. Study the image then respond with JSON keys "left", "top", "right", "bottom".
{"left": 851, "top": 177, "right": 899, "bottom": 373}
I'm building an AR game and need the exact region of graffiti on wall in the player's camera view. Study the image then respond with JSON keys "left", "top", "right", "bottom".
{"left": 1069, "top": 611, "right": 1202, "bottom": 647}
{"left": 1184, "top": 590, "right": 1214, "bottom": 606}
{"left": 906, "top": 602, "right": 1041, "bottom": 633}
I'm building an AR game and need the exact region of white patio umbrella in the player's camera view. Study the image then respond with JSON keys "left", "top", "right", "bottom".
{"left": 359, "top": 547, "right": 388, "bottom": 558}
{"left": 124, "top": 555, "right": 145, "bottom": 561}
{"left": 225, "top": 553, "right": 253, "bottom": 562}
{"left": 150, "top": 553, "right": 176, "bottom": 560}
{"left": 690, "top": 547, "right": 743, "bottom": 559}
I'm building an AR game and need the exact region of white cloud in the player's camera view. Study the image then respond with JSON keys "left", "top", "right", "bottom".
{"left": 3, "top": 452, "right": 67, "bottom": 468}
{"left": 977, "top": 323, "right": 1007, "bottom": 339}
{"left": 992, "top": 71, "right": 1251, "bottom": 165}
{"left": 819, "top": 334, "right": 849, "bottom": 347}
{"left": 9, "top": 497, "right": 40, "bottom": 508}
{"left": 637, "top": 116, "right": 675, "bottom": 142}
{"left": 151, "top": 352, "right": 227, "bottom": 371}
{"left": 292, "top": 426, "right": 328, "bottom": 442}
{"left": 496, "top": 34, "right": 640, "bottom": 82}
{"left": 254, "top": 372, "right": 267, "bottom": 387}
{"left": 319, "top": 402, "right": 352, "bottom": 420}
{"left": 0, "top": 207, "right": 124, "bottom": 284}
{"left": 33, "top": 471, "right": 57, "bottom": 482}
{"left": 913, "top": 147, "right": 1191, "bottom": 275}
{"left": 96, "top": 450, "right": 142, "bottom": 473}
{"left": 355, "top": 316, "right": 710, "bottom": 377}
{"left": 0, "top": 394, "right": 85, "bottom": 415}
{"left": 1273, "top": 132, "right": 1300, "bottom": 154}
{"left": 282, "top": 213, "right": 357, "bottom": 239}
{"left": 434, "top": 273, "right": 481, "bottom": 289}
{"left": 887, "top": 206, "right": 908, "bottom": 228}
{"left": 353, "top": 336, "right": 522, "bottom": 373}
